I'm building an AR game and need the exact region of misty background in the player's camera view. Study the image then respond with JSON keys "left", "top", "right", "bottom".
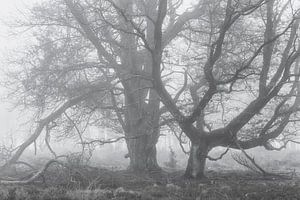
{"left": 0, "top": 0, "right": 299, "bottom": 173}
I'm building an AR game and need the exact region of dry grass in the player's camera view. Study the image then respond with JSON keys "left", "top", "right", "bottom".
{"left": 1, "top": 149, "right": 300, "bottom": 199}
{"left": 0, "top": 168, "right": 299, "bottom": 200}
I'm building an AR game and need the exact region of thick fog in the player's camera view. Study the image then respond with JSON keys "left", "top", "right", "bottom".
{"left": 0, "top": 1, "right": 300, "bottom": 199}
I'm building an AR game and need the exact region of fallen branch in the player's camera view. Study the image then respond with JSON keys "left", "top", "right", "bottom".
{"left": 0, "top": 159, "right": 62, "bottom": 185}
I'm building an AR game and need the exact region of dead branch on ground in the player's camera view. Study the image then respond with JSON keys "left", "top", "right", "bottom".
{"left": 0, "top": 159, "right": 62, "bottom": 185}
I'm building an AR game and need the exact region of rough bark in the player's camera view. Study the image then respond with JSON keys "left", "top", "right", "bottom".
{"left": 184, "top": 140, "right": 209, "bottom": 179}
{"left": 126, "top": 128, "right": 160, "bottom": 172}
{"left": 124, "top": 88, "right": 161, "bottom": 172}
{"left": 118, "top": 0, "right": 161, "bottom": 172}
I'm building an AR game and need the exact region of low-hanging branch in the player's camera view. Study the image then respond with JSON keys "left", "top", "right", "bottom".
{"left": 207, "top": 147, "right": 230, "bottom": 161}
{"left": 233, "top": 137, "right": 268, "bottom": 176}
{"left": 265, "top": 139, "right": 300, "bottom": 151}
{"left": 81, "top": 133, "right": 154, "bottom": 146}
{"left": 45, "top": 123, "right": 57, "bottom": 158}
{"left": 1, "top": 85, "right": 110, "bottom": 170}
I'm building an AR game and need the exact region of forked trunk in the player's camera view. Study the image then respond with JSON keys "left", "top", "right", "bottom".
{"left": 184, "top": 141, "right": 209, "bottom": 179}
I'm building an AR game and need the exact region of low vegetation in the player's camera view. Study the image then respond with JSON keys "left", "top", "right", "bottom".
{"left": 1, "top": 149, "right": 300, "bottom": 200}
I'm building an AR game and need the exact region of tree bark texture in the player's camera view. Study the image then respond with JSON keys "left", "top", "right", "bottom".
{"left": 184, "top": 141, "right": 209, "bottom": 179}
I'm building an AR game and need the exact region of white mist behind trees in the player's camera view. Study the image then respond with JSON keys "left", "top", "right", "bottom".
{"left": 0, "top": 0, "right": 298, "bottom": 180}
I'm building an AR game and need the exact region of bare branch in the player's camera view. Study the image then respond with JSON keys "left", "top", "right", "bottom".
{"left": 207, "top": 147, "right": 230, "bottom": 161}
{"left": 2, "top": 86, "right": 107, "bottom": 169}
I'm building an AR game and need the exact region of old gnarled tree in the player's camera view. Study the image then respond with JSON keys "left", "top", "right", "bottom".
{"left": 149, "top": 0, "right": 300, "bottom": 178}
{"left": 3, "top": 0, "right": 205, "bottom": 173}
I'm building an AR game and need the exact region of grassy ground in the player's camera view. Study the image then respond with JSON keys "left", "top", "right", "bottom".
{"left": 1, "top": 148, "right": 300, "bottom": 199}
{"left": 0, "top": 169, "right": 300, "bottom": 200}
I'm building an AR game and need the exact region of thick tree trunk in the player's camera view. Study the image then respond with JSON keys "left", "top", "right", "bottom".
{"left": 184, "top": 141, "right": 209, "bottom": 179}
{"left": 125, "top": 101, "right": 161, "bottom": 172}
{"left": 124, "top": 88, "right": 161, "bottom": 172}
{"left": 114, "top": 0, "right": 161, "bottom": 173}
{"left": 126, "top": 129, "right": 160, "bottom": 172}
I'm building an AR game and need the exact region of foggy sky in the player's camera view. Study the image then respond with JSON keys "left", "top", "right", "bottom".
{"left": 0, "top": 0, "right": 38, "bottom": 140}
